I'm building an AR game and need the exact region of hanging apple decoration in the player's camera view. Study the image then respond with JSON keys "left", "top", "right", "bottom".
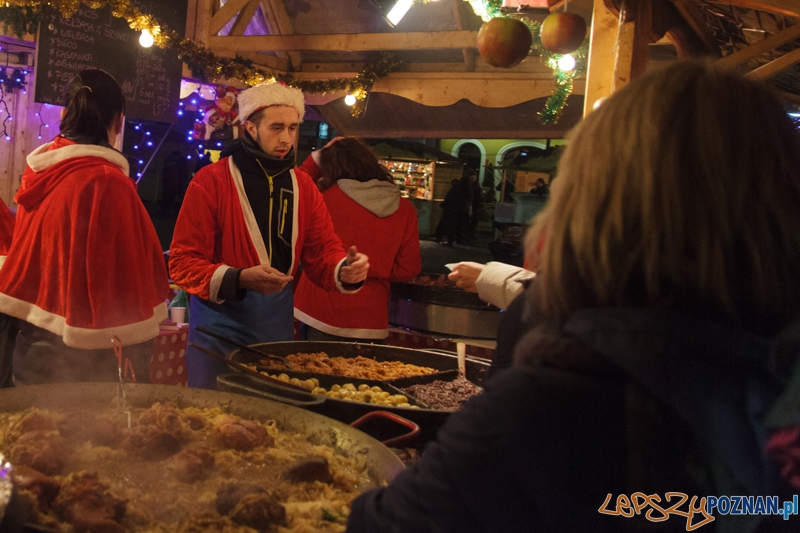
{"left": 477, "top": 18, "right": 533, "bottom": 69}
{"left": 540, "top": 12, "right": 587, "bottom": 55}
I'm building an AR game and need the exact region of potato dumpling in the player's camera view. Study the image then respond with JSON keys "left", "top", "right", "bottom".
{"left": 330, "top": 384, "right": 341, "bottom": 392}
{"left": 370, "top": 386, "right": 383, "bottom": 393}
{"left": 358, "top": 384, "right": 370, "bottom": 392}
{"left": 278, "top": 374, "right": 290, "bottom": 383}
{"left": 311, "top": 387, "right": 327, "bottom": 395}
{"left": 342, "top": 383, "right": 357, "bottom": 392}
{"left": 311, "top": 378, "right": 320, "bottom": 388}
{"left": 302, "top": 379, "right": 315, "bottom": 390}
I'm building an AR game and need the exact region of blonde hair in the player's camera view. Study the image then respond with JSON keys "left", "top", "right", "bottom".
{"left": 527, "top": 60, "right": 800, "bottom": 332}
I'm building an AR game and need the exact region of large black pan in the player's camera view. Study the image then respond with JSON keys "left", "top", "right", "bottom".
{"left": 0, "top": 382, "right": 405, "bottom": 486}
{"left": 227, "top": 340, "right": 490, "bottom": 384}
{"left": 224, "top": 341, "right": 491, "bottom": 444}
{"left": 391, "top": 273, "right": 495, "bottom": 310}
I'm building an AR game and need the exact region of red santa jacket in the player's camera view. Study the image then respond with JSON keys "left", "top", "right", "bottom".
{"left": 0, "top": 137, "right": 169, "bottom": 349}
{"left": 0, "top": 204, "right": 14, "bottom": 266}
{"left": 169, "top": 155, "right": 350, "bottom": 303}
{"left": 293, "top": 157, "right": 421, "bottom": 338}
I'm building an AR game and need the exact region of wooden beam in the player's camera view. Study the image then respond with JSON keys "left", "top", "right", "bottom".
{"left": 261, "top": 0, "right": 303, "bottom": 70}
{"left": 613, "top": 0, "right": 650, "bottom": 90}
{"left": 185, "top": 0, "right": 198, "bottom": 41}
{"left": 717, "top": 23, "right": 800, "bottom": 70}
{"left": 302, "top": 74, "right": 586, "bottom": 108}
{"left": 194, "top": 0, "right": 215, "bottom": 44}
{"left": 719, "top": 0, "right": 800, "bottom": 18}
{"left": 745, "top": 46, "right": 800, "bottom": 79}
{"left": 257, "top": 1, "right": 292, "bottom": 70}
{"left": 214, "top": 50, "right": 289, "bottom": 72}
{"left": 778, "top": 90, "right": 800, "bottom": 105}
{"left": 230, "top": 0, "right": 261, "bottom": 36}
{"left": 207, "top": 31, "right": 479, "bottom": 52}
{"left": 209, "top": 0, "right": 250, "bottom": 36}
{"left": 451, "top": 0, "right": 476, "bottom": 72}
{"left": 584, "top": 0, "right": 621, "bottom": 116}
{"left": 668, "top": 0, "right": 718, "bottom": 54}
{"left": 301, "top": 59, "right": 555, "bottom": 74}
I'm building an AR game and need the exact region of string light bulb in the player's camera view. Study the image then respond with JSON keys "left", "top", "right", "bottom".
{"left": 557, "top": 54, "right": 576, "bottom": 72}
{"left": 344, "top": 94, "right": 357, "bottom": 106}
{"left": 139, "top": 29, "right": 154, "bottom": 48}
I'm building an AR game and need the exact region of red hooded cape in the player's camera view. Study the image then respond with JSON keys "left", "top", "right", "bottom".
{"left": 0, "top": 137, "right": 168, "bottom": 349}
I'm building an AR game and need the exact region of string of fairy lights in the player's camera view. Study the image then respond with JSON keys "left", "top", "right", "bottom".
{"left": 0, "top": 0, "right": 584, "bottom": 123}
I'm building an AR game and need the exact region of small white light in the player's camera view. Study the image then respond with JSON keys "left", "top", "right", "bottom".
{"left": 557, "top": 54, "right": 576, "bottom": 72}
{"left": 593, "top": 97, "right": 608, "bottom": 110}
{"left": 344, "top": 94, "right": 357, "bottom": 106}
{"left": 139, "top": 29, "right": 154, "bottom": 48}
{"left": 386, "top": 0, "right": 414, "bottom": 26}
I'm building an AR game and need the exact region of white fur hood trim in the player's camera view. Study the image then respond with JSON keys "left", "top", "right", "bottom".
{"left": 27, "top": 142, "right": 130, "bottom": 175}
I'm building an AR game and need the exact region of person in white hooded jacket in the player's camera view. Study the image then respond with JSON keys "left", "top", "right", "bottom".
{"left": 294, "top": 137, "right": 421, "bottom": 341}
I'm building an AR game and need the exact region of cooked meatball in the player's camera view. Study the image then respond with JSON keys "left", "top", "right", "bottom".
{"left": 120, "top": 424, "right": 182, "bottom": 460}
{"left": 213, "top": 417, "right": 274, "bottom": 452}
{"left": 8, "top": 430, "right": 69, "bottom": 476}
{"left": 16, "top": 409, "right": 60, "bottom": 433}
{"left": 230, "top": 492, "right": 286, "bottom": 530}
{"left": 282, "top": 455, "right": 334, "bottom": 484}
{"left": 215, "top": 483, "right": 266, "bottom": 516}
{"left": 53, "top": 472, "right": 127, "bottom": 533}
{"left": 166, "top": 447, "right": 215, "bottom": 484}
{"left": 10, "top": 464, "right": 61, "bottom": 510}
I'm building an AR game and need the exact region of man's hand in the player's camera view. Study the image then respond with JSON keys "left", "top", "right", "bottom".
{"left": 239, "top": 265, "right": 293, "bottom": 294}
{"left": 448, "top": 261, "right": 484, "bottom": 293}
{"left": 339, "top": 246, "right": 369, "bottom": 284}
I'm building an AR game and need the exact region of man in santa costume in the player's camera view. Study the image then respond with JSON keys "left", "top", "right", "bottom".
{"left": 170, "top": 81, "right": 370, "bottom": 389}
{"left": 0, "top": 69, "right": 169, "bottom": 385}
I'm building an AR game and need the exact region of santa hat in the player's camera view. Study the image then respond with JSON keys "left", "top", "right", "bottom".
{"left": 238, "top": 81, "right": 305, "bottom": 123}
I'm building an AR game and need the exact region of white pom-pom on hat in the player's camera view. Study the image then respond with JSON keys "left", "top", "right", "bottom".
{"left": 238, "top": 81, "right": 305, "bottom": 123}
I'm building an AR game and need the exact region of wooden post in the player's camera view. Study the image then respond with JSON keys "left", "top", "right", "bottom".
{"left": 584, "top": 0, "right": 653, "bottom": 116}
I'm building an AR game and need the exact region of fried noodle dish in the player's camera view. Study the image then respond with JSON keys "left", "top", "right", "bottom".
{"left": 258, "top": 353, "right": 437, "bottom": 381}
{"left": 0, "top": 402, "right": 378, "bottom": 532}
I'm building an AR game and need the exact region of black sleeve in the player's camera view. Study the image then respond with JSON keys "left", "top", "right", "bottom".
{"left": 490, "top": 292, "right": 530, "bottom": 377}
{"left": 218, "top": 267, "right": 247, "bottom": 301}
{"left": 345, "top": 366, "right": 627, "bottom": 533}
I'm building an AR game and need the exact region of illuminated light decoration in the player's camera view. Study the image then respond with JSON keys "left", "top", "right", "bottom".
{"left": 138, "top": 159, "right": 144, "bottom": 165}
{"left": 557, "top": 54, "right": 575, "bottom": 72}
{"left": 344, "top": 94, "right": 357, "bottom": 106}
{"left": 139, "top": 28, "right": 154, "bottom": 48}
{"left": 133, "top": 145, "right": 139, "bottom": 150}
{"left": 186, "top": 155, "right": 192, "bottom": 160}
{"left": 386, "top": 0, "right": 414, "bottom": 26}
{"left": 145, "top": 131, "right": 151, "bottom": 136}
{"left": 146, "top": 141, "right": 153, "bottom": 147}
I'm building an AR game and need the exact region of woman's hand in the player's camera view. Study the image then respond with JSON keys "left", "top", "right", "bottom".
{"left": 448, "top": 262, "right": 484, "bottom": 293}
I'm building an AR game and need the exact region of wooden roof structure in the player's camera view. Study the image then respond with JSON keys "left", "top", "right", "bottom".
{"left": 189, "top": 0, "right": 800, "bottom": 138}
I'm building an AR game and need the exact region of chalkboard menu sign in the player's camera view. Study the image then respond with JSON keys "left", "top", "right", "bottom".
{"left": 34, "top": 0, "right": 187, "bottom": 123}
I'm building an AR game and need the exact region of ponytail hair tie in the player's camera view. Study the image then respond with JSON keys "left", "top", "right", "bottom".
{"left": 81, "top": 85, "right": 92, "bottom": 93}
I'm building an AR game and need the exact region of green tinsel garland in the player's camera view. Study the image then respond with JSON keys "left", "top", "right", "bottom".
{"left": 0, "top": 0, "right": 586, "bottom": 123}
{"left": 0, "top": 0, "right": 403, "bottom": 107}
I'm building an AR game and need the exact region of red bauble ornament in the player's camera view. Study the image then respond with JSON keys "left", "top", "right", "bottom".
{"left": 477, "top": 18, "right": 533, "bottom": 69}
{"left": 540, "top": 12, "right": 587, "bottom": 55}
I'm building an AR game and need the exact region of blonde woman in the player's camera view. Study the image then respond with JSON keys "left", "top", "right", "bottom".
{"left": 346, "top": 61, "right": 800, "bottom": 533}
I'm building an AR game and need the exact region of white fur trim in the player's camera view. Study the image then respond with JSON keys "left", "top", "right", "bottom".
{"left": 0, "top": 291, "right": 166, "bottom": 350}
{"left": 209, "top": 264, "right": 232, "bottom": 304}
{"left": 287, "top": 169, "right": 299, "bottom": 275}
{"left": 0, "top": 255, "right": 5, "bottom": 270}
{"left": 294, "top": 308, "right": 387, "bottom": 339}
{"left": 238, "top": 82, "right": 305, "bottom": 122}
{"left": 228, "top": 157, "right": 270, "bottom": 265}
{"left": 27, "top": 141, "right": 129, "bottom": 175}
{"left": 334, "top": 257, "right": 360, "bottom": 294}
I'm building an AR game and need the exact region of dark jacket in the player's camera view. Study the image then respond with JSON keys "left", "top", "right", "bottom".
{"left": 346, "top": 308, "right": 792, "bottom": 533}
